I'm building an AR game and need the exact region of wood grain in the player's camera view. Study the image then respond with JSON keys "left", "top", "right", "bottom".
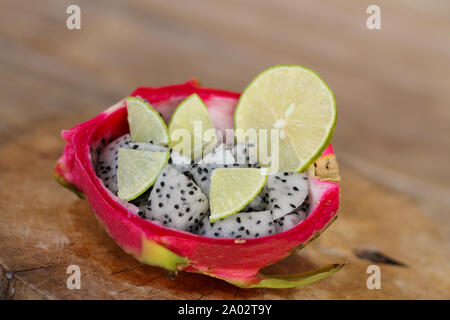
{"left": 0, "top": 0, "right": 449, "bottom": 299}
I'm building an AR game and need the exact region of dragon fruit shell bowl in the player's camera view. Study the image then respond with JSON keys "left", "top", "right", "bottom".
{"left": 54, "top": 79, "right": 343, "bottom": 288}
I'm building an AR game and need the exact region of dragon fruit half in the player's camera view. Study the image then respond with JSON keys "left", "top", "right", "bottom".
{"left": 54, "top": 79, "right": 343, "bottom": 288}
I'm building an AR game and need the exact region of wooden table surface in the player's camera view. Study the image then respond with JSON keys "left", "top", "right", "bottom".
{"left": 0, "top": 0, "right": 449, "bottom": 299}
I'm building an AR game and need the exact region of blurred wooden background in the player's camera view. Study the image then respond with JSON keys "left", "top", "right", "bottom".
{"left": 0, "top": 0, "right": 449, "bottom": 299}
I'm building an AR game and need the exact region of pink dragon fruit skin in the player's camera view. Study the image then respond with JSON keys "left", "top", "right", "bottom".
{"left": 54, "top": 79, "right": 344, "bottom": 288}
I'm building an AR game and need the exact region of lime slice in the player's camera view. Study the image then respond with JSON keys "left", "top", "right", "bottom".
{"left": 209, "top": 168, "right": 267, "bottom": 222}
{"left": 168, "top": 94, "right": 217, "bottom": 160}
{"left": 117, "top": 148, "right": 169, "bottom": 201}
{"left": 127, "top": 97, "right": 170, "bottom": 145}
{"left": 234, "top": 65, "right": 336, "bottom": 172}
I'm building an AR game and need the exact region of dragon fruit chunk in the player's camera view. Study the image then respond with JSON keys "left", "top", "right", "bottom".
{"left": 96, "top": 134, "right": 131, "bottom": 194}
{"left": 130, "top": 190, "right": 151, "bottom": 218}
{"left": 197, "top": 210, "right": 275, "bottom": 238}
{"left": 232, "top": 141, "right": 258, "bottom": 167}
{"left": 274, "top": 197, "right": 310, "bottom": 233}
{"left": 145, "top": 165, "right": 209, "bottom": 232}
{"left": 262, "top": 172, "right": 309, "bottom": 220}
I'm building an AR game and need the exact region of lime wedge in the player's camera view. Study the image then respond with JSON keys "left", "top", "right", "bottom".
{"left": 117, "top": 148, "right": 169, "bottom": 201}
{"left": 234, "top": 65, "right": 336, "bottom": 172}
{"left": 127, "top": 97, "right": 170, "bottom": 146}
{"left": 168, "top": 94, "right": 217, "bottom": 160}
{"left": 209, "top": 168, "right": 267, "bottom": 222}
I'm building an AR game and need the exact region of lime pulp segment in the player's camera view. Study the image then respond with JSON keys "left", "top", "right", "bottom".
{"left": 209, "top": 168, "right": 267, "bottom": 222}
{"left": 126, "top": 96, "right": 170, "bottom": 146}
{"left": 117, "top": 148, "right": 170, "bottom": 201}
{"left": 168, "top": 93, "right": 217, "bottom": 160}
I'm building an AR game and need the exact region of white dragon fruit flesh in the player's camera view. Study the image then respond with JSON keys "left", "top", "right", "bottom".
{"left": 197, "top": 210, "right": 275, "bottom": 238}
{"left": 145, "top": 165, "right": 209, "bottom": 233}
{"left": 96, "top": 134, "right": 311, "bottom": 238}
{"left": 261, "top": 172, "right": 309, "bottom": 220}
{"left": 274, "top": 197, "right": 310, "bottom": 233}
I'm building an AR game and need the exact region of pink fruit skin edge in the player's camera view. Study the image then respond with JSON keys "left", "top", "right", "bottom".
{"left": 54, "top": 79, "right": 344, "bottom": 288}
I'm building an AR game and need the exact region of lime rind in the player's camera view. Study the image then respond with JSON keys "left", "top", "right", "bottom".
{"left": 209, "top": 168, "right": 268, "bottom": 222}
{"left": 117, "top": 149, "right": 170, "bottom": 201}
{"left": 126, "top": 96, "right": 170, "bottom": 146}
{"left": 234, "top": 65, "right": 336, "bottom": 173}
{"left": 295, "top": 67, "right": 336, "bottom": 172}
